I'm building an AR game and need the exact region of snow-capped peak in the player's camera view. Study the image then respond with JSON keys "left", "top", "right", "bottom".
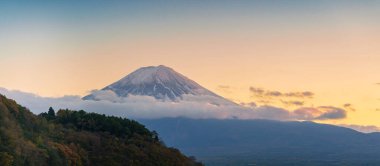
{"left": 115, "top": 65, "right": 185, "bottom": 85}
{"left": 83, "top": 65, "right": 232, "bottom": 103}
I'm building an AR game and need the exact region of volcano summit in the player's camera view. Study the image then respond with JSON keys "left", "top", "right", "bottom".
{"left": 83, "top": 65, "right": 230, "bottom": 103}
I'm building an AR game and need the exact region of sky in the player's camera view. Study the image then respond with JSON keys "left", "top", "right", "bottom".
{"left": 0, "top": 0, "right": 379, "bottom": 128}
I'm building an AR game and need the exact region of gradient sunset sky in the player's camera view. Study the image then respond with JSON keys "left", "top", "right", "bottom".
{"left": 0, "top": 0, "right": 379, "bottom": 127}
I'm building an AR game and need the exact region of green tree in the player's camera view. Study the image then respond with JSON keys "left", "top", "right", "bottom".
{"left": 0, "top": 95, "right": 203, "bottom": 166}
{"left": 0, "top": 152, "right": 14, "bottom": 166}
{"left": 48, "top": 107, "right": 55, "bottom": 117}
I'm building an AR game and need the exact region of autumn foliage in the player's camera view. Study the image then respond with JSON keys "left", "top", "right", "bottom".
{"left": 0, "top": 94, "right": 202, "bottom": 166}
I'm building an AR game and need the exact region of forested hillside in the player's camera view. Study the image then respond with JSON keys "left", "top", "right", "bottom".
{"left": 0, "top": 94, "right": 202, "bottom": 166}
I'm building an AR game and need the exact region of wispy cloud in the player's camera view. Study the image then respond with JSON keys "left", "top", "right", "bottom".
{"left": 339, "top": 124, "right": 380, "bottom": 133}
{"left": 281, "top": 100, "right": 304, "bottom": 106}
{"left": 284, "top": 91, "right": 314, "bottom": 98}
{"left": 249, "top": 87, "right": 314, "bottom": 99}
{"left": 315, "top": 106, "right": 347, "bottom": 120}
{"left": 293, "top": 106, "right": 346, "bottom": 120}
{"left": 248, "top": 86, "right": 315, "bottom": 108}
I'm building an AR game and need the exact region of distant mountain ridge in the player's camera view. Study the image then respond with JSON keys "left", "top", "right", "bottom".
{"left": 83, "top": 65, "right": 233, "bottom": 104}
{"left": 141, "top": 118, "right": 380, "bottom": 166}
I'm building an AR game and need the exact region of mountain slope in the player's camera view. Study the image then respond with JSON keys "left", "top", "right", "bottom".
{"left": 0, "top": 94, "right": 202, "bottom": 166}
{"left": 141, "top": 118, "right": 380, "bottom": 166}
{"left": 83, "top": 65, "right": 225, "bottom": 101}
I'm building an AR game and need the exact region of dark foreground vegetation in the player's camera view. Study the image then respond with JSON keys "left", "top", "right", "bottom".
{"left": 0, "top": 94, "right": 202, "bottom": 166}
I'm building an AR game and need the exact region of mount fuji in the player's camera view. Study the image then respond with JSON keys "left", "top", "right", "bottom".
{"left": 83, "top": 65, "right": 235, "bottom": 105}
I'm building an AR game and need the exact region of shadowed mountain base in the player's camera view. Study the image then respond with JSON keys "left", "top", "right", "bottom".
{"left": 141, "top": 118, "right": 380, "bottom": 166}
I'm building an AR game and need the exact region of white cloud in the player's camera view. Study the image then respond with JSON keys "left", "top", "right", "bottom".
{"left": 87, "top": 90, "right": 121, "bottom": 102}
{"left": 0, "top": 88, "right": 346, "bottom": 121}
{"left": 3, "top": 88, "right": 378, "bottom": 134}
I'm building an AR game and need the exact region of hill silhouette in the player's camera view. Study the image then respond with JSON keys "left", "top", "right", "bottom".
{"left": 0, "top": 94, "right": 202, "bottom": 166}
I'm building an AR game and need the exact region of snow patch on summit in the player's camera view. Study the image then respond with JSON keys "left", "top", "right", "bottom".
{"left": 83, "top": 65, "right": 233, "bottom": 105}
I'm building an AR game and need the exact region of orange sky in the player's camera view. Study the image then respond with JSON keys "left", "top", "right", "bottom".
{"left": 0, "top": 1, "right": 379, "bottom": 127}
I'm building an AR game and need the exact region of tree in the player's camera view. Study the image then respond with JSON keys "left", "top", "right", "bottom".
{"left": 0, "top": 95, "right": 203, "bottom": 166}
{"left": 0, "top": 152, "right": 14, "bottom": 166}
{"left": 48, "top": 107, "right": 55, "bottom": 117}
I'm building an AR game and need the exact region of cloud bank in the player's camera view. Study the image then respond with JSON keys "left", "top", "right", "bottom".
{"left": 4, "top": 87, "right": 380, "bottom": 133}
{"left": 0, "top": 88, "right": 348, "bottom": 122}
